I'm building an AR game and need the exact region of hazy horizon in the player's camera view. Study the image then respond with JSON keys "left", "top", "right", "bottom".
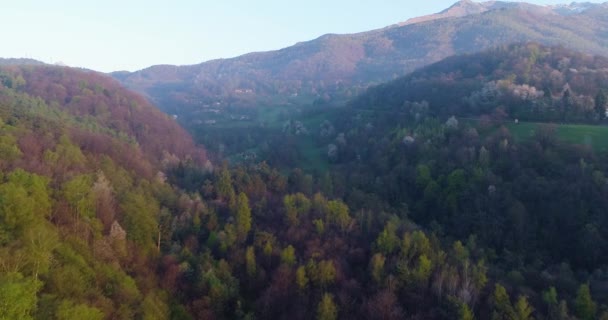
{"left": 3, "top": 0, "right": 606, "bottom": 72}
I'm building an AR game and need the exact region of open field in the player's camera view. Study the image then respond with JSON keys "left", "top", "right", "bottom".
{"left": 505, "top": 122, "right": 608, "bottom": 152}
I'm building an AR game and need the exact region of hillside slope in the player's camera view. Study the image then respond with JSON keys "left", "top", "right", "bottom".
{"left": 114, "top": 1, "right": 608, "bottom": 115}
{"left": 0, "top": 65, "right": 207, "bottom": 319}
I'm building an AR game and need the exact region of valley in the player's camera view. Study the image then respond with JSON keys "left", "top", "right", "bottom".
{"left": 3, "top": 1, "right": 608, "bottom": 319}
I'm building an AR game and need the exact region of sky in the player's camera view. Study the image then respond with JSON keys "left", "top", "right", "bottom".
{"left": 1, "top": 0, "right": 605, "bottom": 72}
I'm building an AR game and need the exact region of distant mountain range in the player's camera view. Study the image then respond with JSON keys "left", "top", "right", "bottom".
{"left": 111, "top": 0, "right": 608, "bottom": 115}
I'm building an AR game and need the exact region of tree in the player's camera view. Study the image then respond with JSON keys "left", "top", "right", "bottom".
{"left": 0, "top": 170, "right": 52, "bottom": 254}
{"left": 140, "top": 291, "right": 170, "bottom": 320}
{"left": 296, "top": 266, "right": 309, "bottom": 291}
{"left": 91, "top": 172, "right": 115, "bottom": 231}
{"left": 121, "top": 190, "right": 159, "bottom": 249}
{"left": 376, "top": 222, "right": 399, "bottom": 255}
{"left": 216, "top": 167, "right": 234, "bottom": 200}
{"left": 318, "top": 260, "right": 336, "bottom": 288}
{"left": 235, "top": 193, "right": 252, "bottom": 241}
{"left": 514, "top": 296, "right": 534, "bottom": 320}
{"left": 370, "top": 253, "right": 386, "bottom": 284}
{"left": 55, "top": 300, "right": 104, "bottom": 320}
{"left": 317, "top": 293, "right": 337, "bottom": 320}
{"left": 313, "top": 219, "right": 325, "bottom": 235}
{"left": 283, "top": 193, "right": 311, "bottom": 226}
{"left": 245, "top": 246, "right": 256, "bottom": 278}
{"left": 491, "top": 284, "right": 515, "bottom": 320}
{"left": 281, "top": 245, "right": 296, "bottom": 266}
{"left": 62, "top": 175, "right": 95, "bottom": 220}
{"left": 0, "top": 272, "right": 41, "bottom": 320}
{"left": 412, "top": 254, "right": 432, "bottom": 286}
{"left": 459, "top": 302, "right": 475, "bottom": 320}
{"left": 575, "top": 284, "right": 596, "bottom": 320}
{"left": 327, "top": 200, "right": 351, "bottom": 232}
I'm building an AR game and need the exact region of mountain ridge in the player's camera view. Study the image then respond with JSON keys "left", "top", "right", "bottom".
{"left": 112, "top": 0, "right": 608, "bottom": 120}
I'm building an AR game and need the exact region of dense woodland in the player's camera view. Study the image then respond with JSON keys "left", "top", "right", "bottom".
{"left": 0, "top": 65, "right": 206, "bottom": 319}
{"left": 4, "top": 44, "right": 608, "bottom": 320}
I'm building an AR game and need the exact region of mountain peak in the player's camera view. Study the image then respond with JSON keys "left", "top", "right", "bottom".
{"left": 399, "top": 0, "right": 487, "bottom": 26}
{"left": 441, "top": 0, "right": 485, "bottom": 14}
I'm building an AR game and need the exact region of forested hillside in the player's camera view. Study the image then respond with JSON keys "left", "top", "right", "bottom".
{"left": 5, "top": 41, "right": 608, "bottom": 320}
{"left": 0, "top": 65, "right": 207, "bottom": 319}
{"left": 148, "top": 44, "right": 608, "bottom": 319}
{"left": 354, "top": 43, "right": 608, "bottom": 122}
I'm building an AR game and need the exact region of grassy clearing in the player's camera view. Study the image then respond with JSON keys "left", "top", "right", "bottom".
{"left": 297, "top": 137, "right": 328, "bottom": 173}
{"left": 504, "top": 122, "right": 608, "bottom": 152}
{"left": 462, "top": 117, "right": 608, "bottom": 152}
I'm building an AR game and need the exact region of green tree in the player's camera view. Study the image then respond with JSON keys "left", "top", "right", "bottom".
{"left": 281, "top": 245, "right": 296, "bottom": 266}
{"left": 216, "top": 167, "right": 234, "bottom": 200}
{"left": 313, "top": 219, "right": 325, "bottom": 235}
{"left": 376, "top": 221, "right": 398, "bottom": 255}
{"left": 327, "top": 200, "right": 351, "bottom": 232}
{"left": 55, "top": 300, "right": 103, "bottom": 320}
{"left": 62, "top": 174, "right": 95, "bottom": 219}
{"left": 121, "top": 190, "right": 159, "bottom": 249}
{"left": 318, "top": 260, "right": 336, "bottom": 288}
{"left": 514, "top": 296, "right": 534, "bottom": 320}
{"left": 317, "top": 293, "right": 337, "bottom": 320}
{"left": 412, "top": 254, "right": 432, "bottom": 285}
{"left": 0, "top": 170, "right": 51, "bottom": 245}
{"left": 283, "top": 193, "right": 311, "bottom": 226}
{"left": 491, "top": 284, "right": 515, "bottom": 320}
{"left": 0, "top": 272, "right": 41, "bottom": 320}
{"left": 0, "top": 134, "right": 22, "bottom": 168}
{"left": 460, "top": 302, "right": 475, "bottom": 320}
{"left": 575, "top": 284, "right": 596, "bottom": 320}
{"left": 296, "top": 266, "right": 309, "bottom": 291}
{"left": 235, "top": 193, "right": 252, "bottom": 241}
{"left": 263, "top": 241, "right": 273, "bottom": 258}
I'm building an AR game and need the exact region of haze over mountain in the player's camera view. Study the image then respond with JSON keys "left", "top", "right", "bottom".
{"left": 113, "top": 0, "right": 608, "bottom": 115}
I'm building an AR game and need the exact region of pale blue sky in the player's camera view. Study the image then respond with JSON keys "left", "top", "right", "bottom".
{"left": 1, "top": 0, "right": 604, "bottom": 72}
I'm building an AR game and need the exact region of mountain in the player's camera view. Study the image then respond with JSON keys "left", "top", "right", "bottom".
{"left": 113, "top": 1, "right": 608, "bottom": 118}
{"left": 352, "top": 42, "right": 608, "bottom": 122}
{"left": 0, "top": 64, "right": 208, "bottom": 318}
